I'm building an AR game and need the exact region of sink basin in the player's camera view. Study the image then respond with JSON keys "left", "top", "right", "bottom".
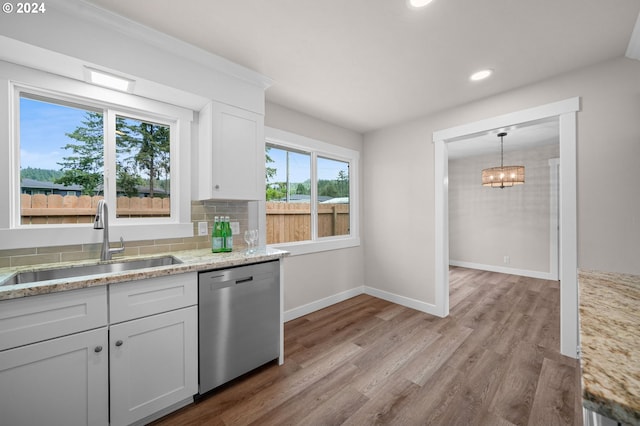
{"left": 0, "top": 256, "right": 182, "bottom": 286}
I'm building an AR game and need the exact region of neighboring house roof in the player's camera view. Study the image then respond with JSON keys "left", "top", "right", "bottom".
{"left": 21, "top": 179, "right": 168, "bottom": 196}
{"left": 20, "top": 178, "right": 83, "bottom": 192}
{"left": 271, "top": 194, "right": 335, "bottom": 203}
{"left": 320, "top": 197, "right": 349, "bottom": 204}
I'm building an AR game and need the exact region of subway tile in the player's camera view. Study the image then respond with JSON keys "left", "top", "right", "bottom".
{"left": 11, "top": 253, "right": 61, "bottom": 267}
{"left": 0, "top": 247, "right": 38, "bottom": 257}
{"left": 138, "top": 245, "right": 173, "bottom": 256}
{"left": 38, "top": 244, "right": 83, "bottom": 254}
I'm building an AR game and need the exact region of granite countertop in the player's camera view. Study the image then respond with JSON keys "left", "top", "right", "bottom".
{"left": 579, "top": 269, "right": 640, "bottom": 426}
{"left": 0, "top": 247, "right": 288, "bottom": 301}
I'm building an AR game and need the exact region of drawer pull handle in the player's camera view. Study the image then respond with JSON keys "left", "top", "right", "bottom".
{"left": 115, "top": 340, "right": 123, "bottom": 347}
{"left": 94, "top": 346, "right": 103, "bottom": 353}
{"left": 236, "top": 276, "right": 253, "bottom": 284}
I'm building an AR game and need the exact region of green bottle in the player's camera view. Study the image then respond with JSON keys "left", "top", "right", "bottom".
{"left": 212, "top": 216, "right": 223, "bottom": 253}
{"left": 223, "top": 216, "right": 233, "bottom": 252}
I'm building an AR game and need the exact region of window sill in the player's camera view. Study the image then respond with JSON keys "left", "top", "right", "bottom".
{"left": 269, "top": 236, "right": 360, "bottom": 256}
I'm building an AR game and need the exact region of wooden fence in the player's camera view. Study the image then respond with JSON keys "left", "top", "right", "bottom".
{"left": 20, "top": 196, "right": 346, "bottom": 242}
{"left": 266, "top": 202, "right": 349, "bottom": 244}
{"left": 20, "top": 194, "right": 170, "bottom": 224}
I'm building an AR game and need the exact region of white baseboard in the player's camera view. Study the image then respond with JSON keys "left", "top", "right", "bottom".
{"left": 449, "top": 260, "right": 557, "bottom": 281}
{"left": 364, "top": 286, "right": 440, "bottom": 316}
{"left": 283, "top": 286, "right": 365, "bottom": 322}
{"left": 283, "top": 285, "right": 441, "bottom": 322}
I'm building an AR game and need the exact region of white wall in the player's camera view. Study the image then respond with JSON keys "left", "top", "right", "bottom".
{"left": 364, "top": 57, "right": 640, "bottom": 308}
{"left": 449, "top": 144, "right": 559, "bottom": 277}
{"left": 264, "top": 102, "right": 365, "bottom": 316}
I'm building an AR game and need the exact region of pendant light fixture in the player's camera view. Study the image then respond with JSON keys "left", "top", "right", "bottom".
{"left": 481, "top": 132, "right": 525, "bottom": 188}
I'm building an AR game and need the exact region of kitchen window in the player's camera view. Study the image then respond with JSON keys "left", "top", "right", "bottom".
{"left": 0, "top": 62, "right": 193, "bottom": 249}
{"left": 265, "top": 127, "right": 359, "bottom": 255}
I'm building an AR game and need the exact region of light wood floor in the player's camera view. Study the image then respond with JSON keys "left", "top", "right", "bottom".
{"left": 152, "top": 267, "right": 582, "bottom": 425}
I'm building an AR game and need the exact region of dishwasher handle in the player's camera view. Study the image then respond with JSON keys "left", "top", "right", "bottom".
{"left": 235, "top": 276, "right": 253, "bottom": 284}
{"left": 199, "top": 271, "right": 255, "bottom": 291}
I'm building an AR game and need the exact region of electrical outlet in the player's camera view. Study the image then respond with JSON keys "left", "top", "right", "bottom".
{"left": 504, "top": 255, "right": 510, "bottom": 264}
{"left": 197, "top": 221, "right": 208, "bottom": 236}
{"left": 231, "top": 221, "right": 240, "bottom": 235}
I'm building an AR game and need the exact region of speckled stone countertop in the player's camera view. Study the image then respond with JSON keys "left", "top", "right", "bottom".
{"left": 579, "top": 269, "right": 640, "bottom": 426}
{"left": 0, "top": 247, "right": 288, "bottom": 301}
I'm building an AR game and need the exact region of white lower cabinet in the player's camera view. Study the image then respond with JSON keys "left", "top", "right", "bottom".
{"left": 0, "top": 273, "right": 198, "bottom": 426}
{"left": 0, "top": 327, "right": 109, "bottom": 426}
{"left": 109, "top": 306, "right": 198, "bottom": 426}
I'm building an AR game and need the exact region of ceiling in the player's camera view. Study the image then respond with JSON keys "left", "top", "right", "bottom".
{"left": 446, "top": 117, "right": 559, "bottom": 160}
{"left": 85, "top": 0, "right": 640, "bottom": 134}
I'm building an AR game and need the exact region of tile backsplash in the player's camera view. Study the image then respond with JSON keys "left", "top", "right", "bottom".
{"left": 0, "top": 200, "right": 249, "bottom": 268}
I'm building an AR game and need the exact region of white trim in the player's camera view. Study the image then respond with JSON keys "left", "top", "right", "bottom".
{"left": 433, "top": 98, "right": 580, "bottom": 142}
{"left": 283, "top": 286, "right": 364, "bottom": 322}
{"left": 0, "top": 62, "right": 194, "bottom": 249}
{"left": 49, "top": 0, "right": 272, "bottom": 89}
{"left": 265, "top": 126, "right": 359, "bottom": 160}
{"left": 558, "top": 111, "right": 579, "bottom": 358}
{"left": 626, "top": 11, "right": 640, "bottom": 60}
{"left": 449, "top": 260, "right": 557, "bottom": 281}
{"left": 271, "top": 237, "right": 361, "bottom": 256}
{"left": 433, "top": 139, "right": 449, "bottom": 317}
{"left": 264, "top": 126, "right": 360, "bottom": 255}
{"left": 549, "top": 158, "right": 560, "bottom": 281}
{"left": 433, "top": 97, "right": 580, "bottom": 358}
{"left": 282, "top": 285, "right": 440, "bottom": 322}
{"left": 278, "top": 258, "right": 285, "bottom": 365}
{"left": 363, "top": 287, "right": 440, "bottom": 316}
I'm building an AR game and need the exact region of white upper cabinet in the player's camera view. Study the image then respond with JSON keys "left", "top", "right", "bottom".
{"left": 197, "top": 101, "right": 265, "bottom": 201}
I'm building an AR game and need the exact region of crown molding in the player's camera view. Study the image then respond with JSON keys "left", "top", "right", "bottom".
{"left": 48, "top": 0, "right": 273, "bottom": 89}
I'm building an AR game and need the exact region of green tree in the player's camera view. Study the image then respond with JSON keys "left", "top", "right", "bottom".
{"left": 319, "top": 180, "right": 338, "bottom": 197}
{"left": 295, "top": 183, "right": 307, "bottom": 195}
{"left": 55, "top": 112, "right": 104, "bottom": 195}
{"left": 21, "top": 167, "right": 62, "bottom": 182}
{"left": 116, "top": 118, "right": 170, "bottom": 197}
{"left": 266, "top": 182, "right": 286, "bottom": 201}
{"left": 266, "top": 146, "right": 277, "bottom": 182}
{"left": 336, "top": 169, "right": 349, "bottom": 197}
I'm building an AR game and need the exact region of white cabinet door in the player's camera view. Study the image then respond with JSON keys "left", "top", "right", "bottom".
{"left": 109, "top": 306, "right": 198, "bottom": 426}
{"left": 197, "top": 101, "right": 265, "bottom": 200}
{"left": 0, "top": 327, "right": 109, "bottom": 426}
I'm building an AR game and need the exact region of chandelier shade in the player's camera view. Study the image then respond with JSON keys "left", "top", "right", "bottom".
{"left": 481, "top": 132, "right": 525, "bottom": 188}
{"left": 481, "top": 165, "right": 525, "bottom": 187}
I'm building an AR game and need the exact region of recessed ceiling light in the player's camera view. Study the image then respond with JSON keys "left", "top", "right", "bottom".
{"left": 470, "top": 69, "right": 493, "bottom": 81}
{"left": 407, "top": 0, "right": 434, "bottom": 8}
{"left": 84, "top": 67, "right": 135, "bottom": 92}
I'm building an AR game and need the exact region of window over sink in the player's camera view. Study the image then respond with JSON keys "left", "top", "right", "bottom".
{"left": 19, "top": 94, "right": 174, "bottom": 224}
{"left": 0, "top": 61, "right": 194, "bottom": 249}
{"left": 265, "top": 127, "right": 359, "bottom": 255}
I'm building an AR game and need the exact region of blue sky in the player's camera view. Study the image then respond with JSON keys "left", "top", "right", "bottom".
{"left": 20, "top": 97, "right": 91, "bottom": 170}
{"left": 21, "top": 97, "right": 348, "bottom": 183}
{"left": 267, "top": 146, "right": 347, "bottom": 183}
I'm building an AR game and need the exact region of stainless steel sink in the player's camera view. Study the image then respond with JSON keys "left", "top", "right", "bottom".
{"left": 0, "top": 256, "right": 182, "bottom": 286}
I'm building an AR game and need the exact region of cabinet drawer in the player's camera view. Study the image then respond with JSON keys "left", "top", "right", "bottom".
{"left": 0, "top": 286, "right": 108, "bottom": 351}
{"left": 109, "top": 273, "right": 197, "bottom": 323}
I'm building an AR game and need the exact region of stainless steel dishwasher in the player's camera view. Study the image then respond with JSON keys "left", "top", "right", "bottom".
{"left": 198, "top": 260, "right": 280, "bottom": 394}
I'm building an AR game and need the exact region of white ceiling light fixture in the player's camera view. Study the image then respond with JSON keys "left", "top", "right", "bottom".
{"left": 407, "top": 0, "right": 434, "bottom": 9}
{"left": 84, "top": 67, "right": 135, "bottom": 92}
{"left": 470, "top": 69, "right": 493, "bottom": 81}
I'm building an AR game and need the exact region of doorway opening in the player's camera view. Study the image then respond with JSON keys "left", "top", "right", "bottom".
{"left": 433, "top": 97, "right": 579, "bottom": 358}
{"left": 446, "top": 119, "right": 560, "bottom": 281}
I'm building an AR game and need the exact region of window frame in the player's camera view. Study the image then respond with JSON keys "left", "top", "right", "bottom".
{"left": 0, "top": 61, "right": 193, "bottom": 249}
{"left": 264, "top": 126, "right": 360, "bottom": 256}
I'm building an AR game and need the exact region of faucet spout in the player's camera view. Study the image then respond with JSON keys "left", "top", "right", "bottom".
{"left": 94, "top": 200, "right": 125, "bottom": 261}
